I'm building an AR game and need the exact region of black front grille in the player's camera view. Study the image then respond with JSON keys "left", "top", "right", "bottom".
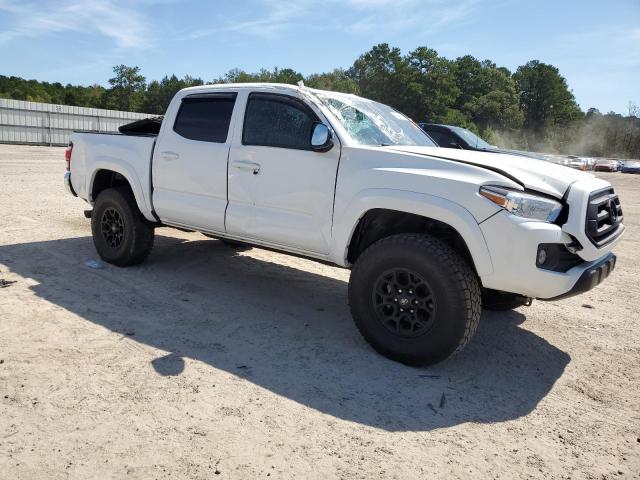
{"left": 585, "top": 188, "right": 624, "bottom": 247}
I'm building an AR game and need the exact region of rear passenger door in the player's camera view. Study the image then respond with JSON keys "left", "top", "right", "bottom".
{"left": 226, "top": 92, "right": 341, "bottom": 254}
{"left": 153, "top": 92, "right": 237, "bottom": 232}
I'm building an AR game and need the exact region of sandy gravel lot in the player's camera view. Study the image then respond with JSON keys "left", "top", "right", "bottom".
{"left": 0, "top": 145, "right": 639, "bottom": 479}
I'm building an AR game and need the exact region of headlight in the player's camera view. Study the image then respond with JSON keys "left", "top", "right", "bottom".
{"left": 479, "top": 186, "right": 562, "bottom": 222}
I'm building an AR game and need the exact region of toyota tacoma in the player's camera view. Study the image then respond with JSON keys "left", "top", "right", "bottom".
{"left": 64, "top": 83, "right": 624, "bottom": 365}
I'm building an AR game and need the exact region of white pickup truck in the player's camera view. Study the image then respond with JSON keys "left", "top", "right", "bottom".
{"left": 65, "top": 83, "right": 624, "bottom": 365}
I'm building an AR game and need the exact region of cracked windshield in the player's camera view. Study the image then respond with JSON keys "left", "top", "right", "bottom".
{"left": 313, "top": 92, "right": 436, "bottom": 147}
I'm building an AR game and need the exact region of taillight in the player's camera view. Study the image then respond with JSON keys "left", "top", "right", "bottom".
{"left": 65, "top": 142, "right": 73, "bottom": 171}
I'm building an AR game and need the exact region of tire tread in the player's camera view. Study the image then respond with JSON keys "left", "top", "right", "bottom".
{"left": 349, "top": 233, "right": 481, "bottom": 364}
{"left": 91, "top": 187, "right": 155, "bottom": 267}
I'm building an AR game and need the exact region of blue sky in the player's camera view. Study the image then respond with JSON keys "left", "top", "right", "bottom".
{"left": 0, "top": 0, "right": 638, "bottom": 114}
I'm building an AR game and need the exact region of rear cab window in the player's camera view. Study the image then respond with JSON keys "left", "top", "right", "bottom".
{"left": 242, "top": 92, "right": 318, "bottom": 150}
{"left": 173, "top": 93, "right": 237, "bottom": 143}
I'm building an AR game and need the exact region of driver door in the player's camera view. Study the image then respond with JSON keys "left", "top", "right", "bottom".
{"left": 226, "top": 92, "right": 340, "bottom": 254}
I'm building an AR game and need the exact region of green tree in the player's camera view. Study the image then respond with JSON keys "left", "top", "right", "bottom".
{"left": 143, "top": 74, "right": 204, "bottom": 114}
{"left": 348, "top": 43, "right": 414, "bottom": 115}
{"left": 464, "top": 90, "right": 523, "bottom": 131}
{"left": 586, "top": 107, "right": 601, "bottom": 118}
{"left": 304, "top": 69, "right": 359, "bottom": 94}
{"left": 452, "top": 56, "right": 523, "bottom": 132}
{"left": 513, "top": 60, "right": 582, "bottom": 136}
{"left": 405, "top": 47, "right": 459, "bottom": 122}
{"left": 270, "top": 67, "right": 304, "bottom": 84}
{"left": 215, "top": 67, "right": 303, "bottom": 85}
{"left": 103, "top": 65, "right": 147, "bottom": 111}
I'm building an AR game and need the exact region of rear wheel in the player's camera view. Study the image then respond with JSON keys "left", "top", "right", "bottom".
{"left": 348, "top": 233, "right": 481, "bottom": 366}
{"left": 91, "top": 187, "right": 155, "bottom": 266}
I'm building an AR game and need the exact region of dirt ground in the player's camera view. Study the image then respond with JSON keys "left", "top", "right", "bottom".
{"left": 0, "top": 144, "right": 638, "bottom": 480}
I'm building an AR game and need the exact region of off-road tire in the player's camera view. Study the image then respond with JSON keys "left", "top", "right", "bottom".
{"left": 348, "top": 233, "right": 481, "bottom": 366}
{"left": 481, "top": 289, "right": 530, "bottom": 311}
{"left": 91, "top": 187, "right": 155, "bottom": 267}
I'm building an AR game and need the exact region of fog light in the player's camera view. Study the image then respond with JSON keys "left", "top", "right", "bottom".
{"left": 537, "top": 248, "right": 547, "bottom": 265}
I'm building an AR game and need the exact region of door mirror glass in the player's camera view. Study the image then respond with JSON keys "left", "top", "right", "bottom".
{"left": 311, "top": 122, "right": 333, "bottom": 152}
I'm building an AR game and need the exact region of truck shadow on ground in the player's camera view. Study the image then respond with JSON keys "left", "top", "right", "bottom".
{"left": 1, "top": 231, "right": 570, "bottom": 432}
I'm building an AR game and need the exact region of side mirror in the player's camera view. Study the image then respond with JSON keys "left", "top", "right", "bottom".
{"left": 311, "top": 122, "right": 333, "bottom": 152}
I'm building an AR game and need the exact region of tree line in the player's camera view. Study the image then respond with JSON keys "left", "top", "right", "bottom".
{"left": 1, "top": 43, "right": 638, "bottom": 159}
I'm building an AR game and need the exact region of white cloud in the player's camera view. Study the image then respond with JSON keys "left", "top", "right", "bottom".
{"left": 0, "top": 0, "right": 153, "bottom": 48}
{"left": 183, "top": 0, "right": 478, "bottom": 40}
{"left": 185, "top": 0, "right": 320, "bottom": 39}
{"left": 0, "top": 0, "right": 480, "bottom": 49}
{"left": 345, "top": 0, "right": 416, "bottom": 7}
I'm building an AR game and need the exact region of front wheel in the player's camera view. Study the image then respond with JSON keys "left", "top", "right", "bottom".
{"left": 91, "top": 187, "right": 155, "bottom": 266}
{"left": 348, "top": 233, "right": 481, "bottom": 366}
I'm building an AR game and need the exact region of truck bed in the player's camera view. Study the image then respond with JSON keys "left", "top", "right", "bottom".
{"left": 69, "top": 131, "right": 157, "bottom": 220}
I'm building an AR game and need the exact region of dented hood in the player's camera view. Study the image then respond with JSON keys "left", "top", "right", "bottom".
{"left": 386, "top": 146, "right": 592, "bottom": 198}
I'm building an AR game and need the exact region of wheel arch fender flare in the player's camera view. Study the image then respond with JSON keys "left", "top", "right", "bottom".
{"left": 87, "top": 159, "right": 155, "bottom": 222}
{"left": 331, "top": 188, "right": 494, "bottom": 277}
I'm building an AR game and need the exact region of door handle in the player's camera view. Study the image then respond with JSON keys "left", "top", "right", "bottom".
{"left": 160, "top": 151, "right": 179, "bottom": 161}
{"left": 231, "top": 160, "right": 261, "bottom": 175}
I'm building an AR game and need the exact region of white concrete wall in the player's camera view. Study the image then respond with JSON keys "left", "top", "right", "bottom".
{"left": 0, "top": 98, "right": 151, "bottom": 146}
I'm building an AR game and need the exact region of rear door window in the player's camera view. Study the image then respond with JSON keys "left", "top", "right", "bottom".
{"left": 173, "top": 93, "right": 237, "bottom": 143}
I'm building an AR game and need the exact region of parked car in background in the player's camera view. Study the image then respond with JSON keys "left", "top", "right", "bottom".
{"left": 418, "top": 123, "right": 496, "bottom": 151}
{"left": 419, "top": 123, "right": 557, "bottom": 163}
{"left": 567, "top": 156, "right": 589, "bottom": 171}
{"left": 584, "top": 157, "right": 597, "bottom": 170}
{"left": 594, "top": 159, "right": 619, "bottom": 172}
{"left": 621, "top": 161, "right": 640, "bottom": 174}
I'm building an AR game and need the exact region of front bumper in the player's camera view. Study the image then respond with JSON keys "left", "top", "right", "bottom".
{"left": 478, "top": 211, "right": 619, "bottom": 299}
{"left": 64, "top": 172, "right": 77, "bottom": 196}
{"left": 543, "top": 253, "right": 616, "bottom": 300}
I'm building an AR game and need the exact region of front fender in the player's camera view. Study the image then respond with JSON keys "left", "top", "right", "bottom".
{"left": 329, "top": 188, "right": 494, "bottom": 277}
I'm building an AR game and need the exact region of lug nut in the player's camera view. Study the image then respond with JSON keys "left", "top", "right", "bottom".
{"left": 398, "top": 289, "right": 402, "bottom": 293}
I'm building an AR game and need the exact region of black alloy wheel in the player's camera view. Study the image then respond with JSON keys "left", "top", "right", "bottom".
{"left": 372, "top": 268, "right": 436, "bottom": 338}
{"left": 100, "top": 207, "right": 125, "bottom": 249}
{"left": 91, "top": 187, "right": 155, "bottom": 266}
